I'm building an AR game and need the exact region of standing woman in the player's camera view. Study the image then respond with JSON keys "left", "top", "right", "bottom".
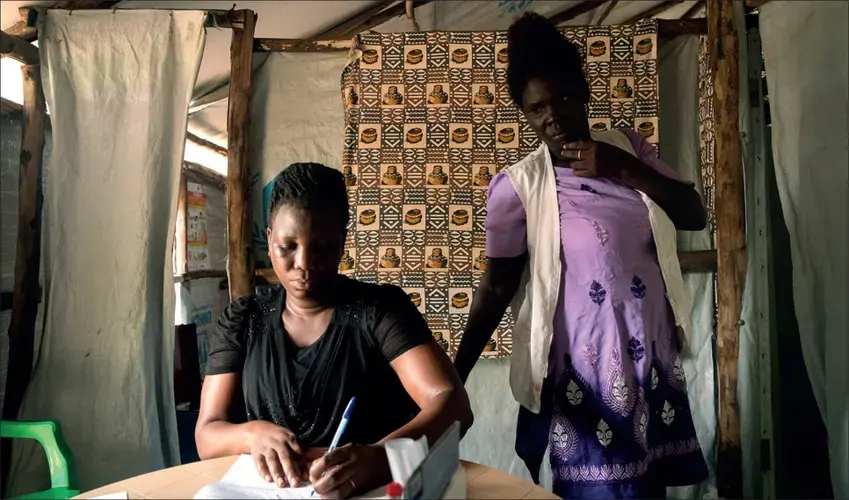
{"left": 454, "top": 13, "right": 709, "bottom": 499}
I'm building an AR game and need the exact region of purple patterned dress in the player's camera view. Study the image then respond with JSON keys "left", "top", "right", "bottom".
{"left": 486, "top": 130, "right": 708, "bottom": 499}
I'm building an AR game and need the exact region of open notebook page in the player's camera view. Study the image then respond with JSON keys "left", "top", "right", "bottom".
{"left": 194, "top": 455, "right": 388, "bottom": 499}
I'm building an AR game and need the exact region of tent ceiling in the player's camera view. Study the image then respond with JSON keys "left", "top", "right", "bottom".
{"left": 2, "top": 0, "right": 708, "bottom": 152}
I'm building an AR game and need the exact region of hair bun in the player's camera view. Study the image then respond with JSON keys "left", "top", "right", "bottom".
{"left": 507, "top": 12, "right": 565, "bottom": 62}
{"left": 504, "top": 12, "right": 587, "bottom": 107}
{"left": 507, "top": 12, "right": 557, "bottom": 44}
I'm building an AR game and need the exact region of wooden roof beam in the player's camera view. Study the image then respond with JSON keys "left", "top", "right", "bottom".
{"left": 187, "top": 131, "right": 227, "bottom": 157}
{"left": 316, "top": 0, "right": 434, "bottom": 41}
{"left": 682, "top": 1, "right": 706, "bottom": 19}
{"left": 0, "top": 97, "right": 24, "bottom": 116}
{"left": 593, "top": 0, "right": 620, "bottom": 25}
{"left": 656, "top": 14, "right": 757, "bottom": 37}
{"left": 623, "top": 0, "right": 686, "bottom": 25}
{"left": 6, "top": 1, "right": 121, "bottom": 41}
{"left": 183, "top": 161, "right": 226, "bottom": 188}
{"left": 312, "top": 1, "right": 395, "bottom": 39}
{"left": 10, "top": 4, "right": 245, "bottom": 42}
{"left": 0, "top": 31, "right": 39, "bottom": 65}
{"left": 255, "top": 38, "right": 354, "bottom": 53}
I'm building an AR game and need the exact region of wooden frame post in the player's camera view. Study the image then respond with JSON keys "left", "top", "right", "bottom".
{"left": 709, "top": 0, "right": 746, "bottom": 498}
{"left": 226, "top": 9, "right": 256, "bottom": 300}
{"left": 1, "top": 62, "right": 46, "bottom": 488}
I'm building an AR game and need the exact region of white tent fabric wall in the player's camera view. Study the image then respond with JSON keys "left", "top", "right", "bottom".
{"left": 657, "top": 35, "right": 718, "bottom": 500}
{"left": 760, "top": 2, "right": 849, "bottom": 498}
{"left": 249, "top": 52, "right": 348, "bottom": 267}
{"left": 8, "top": 10, "right": 205, "bottom": 494}
{"left": 736, "top": 2, "right": 776, "bottom": 496}
{"left": 461, "top": 360, "right": 548, "bottom": 486}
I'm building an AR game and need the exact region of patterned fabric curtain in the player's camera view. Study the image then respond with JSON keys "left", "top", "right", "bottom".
{"left": 339, "top": 21, "right": 660, "bottom": 358}
{"left": 697, "top": 35, "right": 716, "bottom": 237}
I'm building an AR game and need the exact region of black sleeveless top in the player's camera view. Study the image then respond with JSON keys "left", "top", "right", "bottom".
{"left": 205, "top": 277, "right": 432, "bottom": 447}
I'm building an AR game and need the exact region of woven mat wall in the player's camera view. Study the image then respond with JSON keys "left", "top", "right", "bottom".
{"left": 339, "top": 21, "right": 661, "bottom": 358}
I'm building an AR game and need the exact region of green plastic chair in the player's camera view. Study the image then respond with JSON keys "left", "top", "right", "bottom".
{"left": 0, "top": 420, "right": 80, "bottom": 499}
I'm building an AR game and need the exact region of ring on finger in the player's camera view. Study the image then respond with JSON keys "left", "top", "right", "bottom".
{"left": 577, "top": 149, "right": 583, "bottom": 161}
{"left": 349, "top": 478, "right": 356, "bottom": 491}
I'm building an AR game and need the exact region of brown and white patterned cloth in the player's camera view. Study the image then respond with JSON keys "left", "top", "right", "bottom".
{"left": 338, "top": 21, "right": 661, "bottom": 358}
{"left": 697, "top": 35, "right": 716, "bottom": 237}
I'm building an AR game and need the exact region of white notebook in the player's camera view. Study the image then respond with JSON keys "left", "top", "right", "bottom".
{"left": 194, "top": 455, "right": 388, "bottom": 499}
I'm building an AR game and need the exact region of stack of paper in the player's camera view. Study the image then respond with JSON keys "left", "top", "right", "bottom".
{"left": 194, "top": 426, "right": 456, "bottom": 500}
{"left": 193, "top": 455, "right": 387, "bottom": 500}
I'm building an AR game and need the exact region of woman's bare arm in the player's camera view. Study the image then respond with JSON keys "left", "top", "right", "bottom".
{"left": 380, "top": 341, "right": 474, "bottom": 445}
{"left": 196, "top": 374, "right": 309, "bottom": 486}
{"left": 195, "top": 373, "right": 253, "bottom": 459}
{"left": 453, "top": 255, "right": 527, "bottom": 383}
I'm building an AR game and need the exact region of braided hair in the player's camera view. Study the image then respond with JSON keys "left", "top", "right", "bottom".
{"left": 267, "top": 162, "right": 350, "bottom": 232}
{"left": 507, "top": 12, "right": 589, "bottom": 108}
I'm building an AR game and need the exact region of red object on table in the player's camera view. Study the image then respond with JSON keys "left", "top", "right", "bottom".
{"left": 386, "top": 482, "right": 403, "bottom": 498}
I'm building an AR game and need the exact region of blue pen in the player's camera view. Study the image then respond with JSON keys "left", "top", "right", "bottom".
{"left": 310, "top": 396, "right": 356, "bottom": 496}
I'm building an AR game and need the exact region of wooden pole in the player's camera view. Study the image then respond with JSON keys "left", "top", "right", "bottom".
{"left": 678, "top": 249, "right": 718, "bottom": 272}
{"left": 226, "top": 9, "right": 256, "bottom": 300}
{"left": 1, "top": 63, "right": 46, "bottom": 488}
{"left": 175, "top": 172, "right": 188, "bottom": 276}
{"left": 709, "top": 0, "right": 745, "bottom": 498}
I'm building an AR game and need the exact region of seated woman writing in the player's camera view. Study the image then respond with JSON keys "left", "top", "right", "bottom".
{"left": 196, "top": 162, "right": 473, "bottom": 499}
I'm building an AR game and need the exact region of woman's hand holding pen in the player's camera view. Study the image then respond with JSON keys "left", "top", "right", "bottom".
{"left": 308, "top": 444, "right": 391, "bottom": 499}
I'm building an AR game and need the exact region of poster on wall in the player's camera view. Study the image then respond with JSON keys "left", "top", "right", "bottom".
{"left": 191, "top": 305, "right": 213, "bottom": 377}
{"left": 187, "top": 181, "right": 211, "bottom": 271}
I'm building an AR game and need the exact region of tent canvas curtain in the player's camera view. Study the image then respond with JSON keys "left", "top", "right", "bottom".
{"left": 657, "top": 35, "right": 717, "bottom": 500}
{"left": 760, "top": 2, "right": 849, "bottom": 498}
{"left": 249, "top": 51, "right": 348, "bottom": 268}
{"left": 8, "top": 10, "right": 205, "bottom": 494}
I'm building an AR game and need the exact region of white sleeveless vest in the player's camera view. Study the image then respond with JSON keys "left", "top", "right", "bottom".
{"left": 504, "top": 130, "right": 693, "bottom": 413}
